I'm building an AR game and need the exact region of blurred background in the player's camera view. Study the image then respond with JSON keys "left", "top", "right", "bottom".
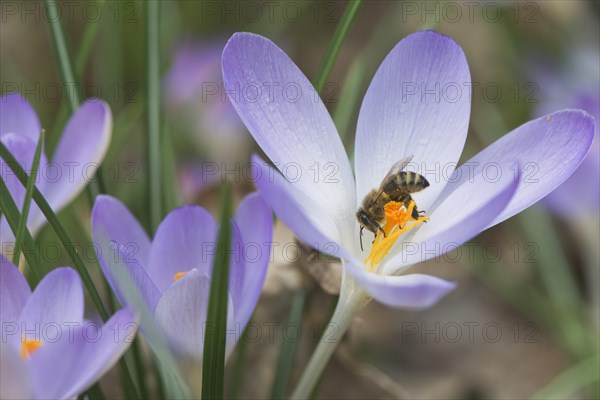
{"left": 1, "top": 1, "right": 599, "bottom": 399}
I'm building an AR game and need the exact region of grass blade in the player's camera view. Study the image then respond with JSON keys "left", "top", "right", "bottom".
{"left": 202, "top": 184, "right": 233, "bottom": 399}
{"left": 314, "top": 0, "right": 364, "bottom": 92}
{"left": 517, "top": 207, "right": 582, "bottom": 312}
{"left": 531, "top": 355, "right": 600, "bottom": 400}
{"left": 162, "top": 121, "right": 181, "bottom": 212}
{"left": 44, "top": 0, "right": 79, "bottom": 112}
{"left": 12, "top": 130, "right": 44, "bottom": 267}
{"left": 271, "top": 291, "right": 307, "bottom": 399}
{"left": 0, "top": 141, "right": 140, "bottom": 399}
{"left": 48, "top": 0, "right": 106, "bottom": 148}
{"left": 229, "top": 324, "right": 250, "bottom": 399}
{"left": 44, "top": 0, "right": 105, "bottom": 196}
{"left": 146, "top": 0, "right": 163, "bottom": 232}
{"left": 332, "top": 58, "right": 366, "bottom": 152}
{"left": 0, "top": 176, "right": 43, "bottom": 283}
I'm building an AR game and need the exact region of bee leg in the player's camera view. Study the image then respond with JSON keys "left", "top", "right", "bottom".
{"left": 378, "top": 225, "right": 386, "bottom": 237}
{"left": 411, "top": 207, "right": 420, "bottom": 220}
{"left": 359, "top": 226, "right": 364, "bottom": 252}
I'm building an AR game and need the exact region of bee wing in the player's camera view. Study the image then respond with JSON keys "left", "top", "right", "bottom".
{"left": 381, "top": 155, "right": 414, "bottom": 183}
{"left": 371, "top": 155, "right": 414, "bottom": 203}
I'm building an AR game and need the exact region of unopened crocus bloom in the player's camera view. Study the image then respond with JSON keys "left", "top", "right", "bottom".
{"left": 0, "top": 256, "right": 136, "bottom": 399}
{"left": 91, "top": 193, "right": 272, "bottom": 370}
{"left": 222, "top": 31, "right": 595, "bottom": 396}
{"left": 0, "top": 93, "right": 111, "bottom": 251}
{"left": 164, "top": 39, "right": 248, "bottom": 202}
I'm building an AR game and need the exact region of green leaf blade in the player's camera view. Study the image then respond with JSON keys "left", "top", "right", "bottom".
{"left": 202, "top": 184, "right": 233, "bottom": 399}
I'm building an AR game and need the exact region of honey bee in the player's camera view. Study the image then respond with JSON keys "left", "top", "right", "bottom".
{"left": 356, "top": 155, "right": 429, "bottom": 251}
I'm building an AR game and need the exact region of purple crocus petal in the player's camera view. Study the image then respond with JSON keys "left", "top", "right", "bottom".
{"left": 345, "top": 259, "right": 455, "bottom": 309}
{"left": 91, "top": 195, "right": 151, "bottom": 268}
{"left": 0, "top": 344, "right": 34, "bottom": 399}
{"left": 0, "top": 255, "right": 31, "bottom": 325}
{"left": 153, "top": 269, "right": 209, "bottom": 360}
{"left": 105, "top": 244, "right": 162, "bottom": 315}
{"left": 18, "top": 267, "right": 84, "bottom": 330}
{"left": 383, "top": 165, "right": 519, "bottom": 273}
{"left": 460, "top": 110, "right": 595, "bottom": 228}
{"left": 0, "top": 133, "right": 48, "bottom": 243}
{"left": 545, "top": 130, "right": 599, "bottom": 217}
{"left": 222, "top": 33, "right": 356, "bottom": 230}
{"left": 29, "top": 308, "right": 137, "bottom": 400}
{"left": 227, "top": 221, "right": 246, "bottom": 317}
{"left": 355, "top": 30, "right": 471, "bottom": 210}
{"left": 252, "top": 155, "right": 347, "bottom": 255}
{"left": 91, "top": 197, "right": 160, "bottom": 313}
{"left": 231, "top": 192, "right": 273, "bottom": 328}
{"left": 0, "top": 92, "right": 41, "bottom": 143}
{"left": 44, "top": 99, "right": 112, "bottom": 214}
{"left": 148, "top": 206, "right": 217, "bottom": 293}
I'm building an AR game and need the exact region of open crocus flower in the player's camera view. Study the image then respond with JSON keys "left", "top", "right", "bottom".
{"left": 0, "top": 92, "right": 112, "bottom": 252}
{"left": 222, "top": 31, "right": 595, "bottom": 395}
{"left": 91, "top": 193, "right": 272, "bottom": 369}
{"left": 0, "top": 256, "right": 136, "bottom": 399}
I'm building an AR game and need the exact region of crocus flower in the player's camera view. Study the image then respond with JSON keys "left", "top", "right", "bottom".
{"left": 0, "top": 92, "right": 112, "bottom": 251}
{"left": 0, "top": 256, "right": 136, "bottom": 399}
{"left": 163, "top": 38, "right": 248, "bottom": 177}
{"left": 91, "top": 193, "right": 272, "bottom": 369}
{"left": 532, "top": 48, "right": 600, "bottom": 217}
{"left": 222, "top": 31, "right": 595, "bottom": 396}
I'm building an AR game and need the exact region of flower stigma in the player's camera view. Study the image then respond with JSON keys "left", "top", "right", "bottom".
{"left": 20, "top": 337, "right": 42, "bottom": 359}
{"left": 365, "top": 201, "right": 429, "bottom": 270}
{"left": 173, "top": 272, "right": 187, "bottom": 281}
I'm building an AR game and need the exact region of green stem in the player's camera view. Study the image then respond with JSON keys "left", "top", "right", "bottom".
{"left": 146, "top": 0, "right": 163, "bottom": 233}
{"left": 290, "top": 280, "right": 368, "bottom": 399}
{"left": 12, "top": 130, "right": 44, "bottom": 267}
{"left": 314, "top": 0, "right": 364, "bottom": 92}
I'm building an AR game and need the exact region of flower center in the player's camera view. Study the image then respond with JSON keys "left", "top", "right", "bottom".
{"left": 173, "top": 272, "right": 187, "bottom": 281}
{"left": 20, "top": 337, "right": 42, "bottom": 359}
{"left": 364, "top": 200, "right": 429, "bottom": 270}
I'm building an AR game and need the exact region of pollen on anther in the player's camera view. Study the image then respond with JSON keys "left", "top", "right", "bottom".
{"left": 20, "top": 338, "right": 42, "bottom": 359}
{"left": 173, "top": 272, "right": 186, "bottom": 281}
{"left": 383, "top": 201, "right": 410, "bottom": 228}
{"left": 365, "top": 200, "right": 429, "bottom": 269}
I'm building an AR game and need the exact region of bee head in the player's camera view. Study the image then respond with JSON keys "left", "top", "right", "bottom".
{"left": 356, "top": 209, "right": 371, "bottom": 230}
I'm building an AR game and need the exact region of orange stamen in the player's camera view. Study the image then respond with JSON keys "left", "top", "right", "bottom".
{"left": 20, "top": 338, "right": 42, "bottom": 359}
{"left": 173, "top": 272, "right": 187, "bottom": 281}
{"left": 365, "top": 201, "right": 429, "bottom": 270}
